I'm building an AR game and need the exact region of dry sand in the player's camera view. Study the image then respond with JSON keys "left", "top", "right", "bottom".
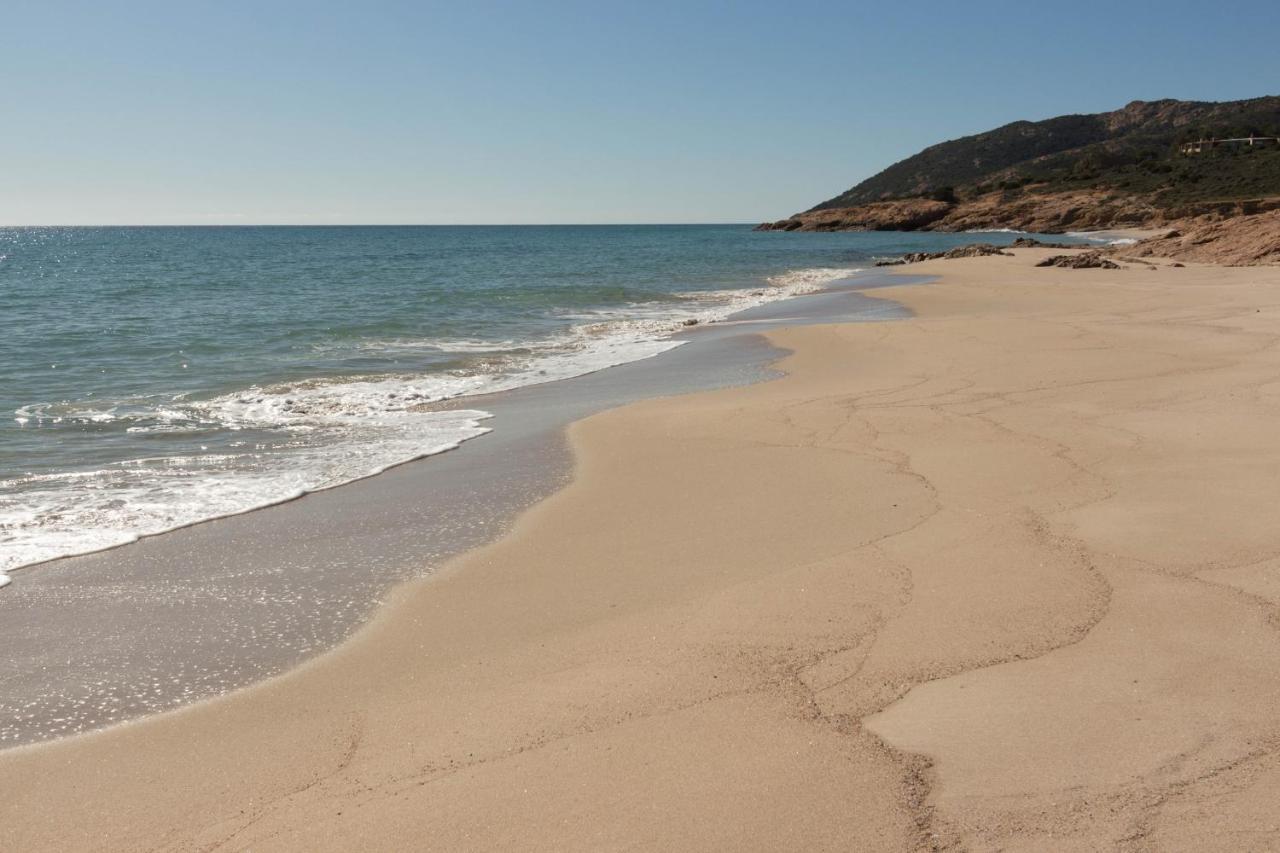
{"left": 5, "top": 249, "right": 1280, "bottom": 851}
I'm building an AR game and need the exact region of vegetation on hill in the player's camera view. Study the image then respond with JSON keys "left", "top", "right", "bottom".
{"left": 810, "top": 97, "right": 1280, "bottom": 213}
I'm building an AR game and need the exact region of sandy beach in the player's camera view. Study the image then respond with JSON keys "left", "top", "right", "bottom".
{"left": 5, "top": 247, "right": 1280, "bottom": 851}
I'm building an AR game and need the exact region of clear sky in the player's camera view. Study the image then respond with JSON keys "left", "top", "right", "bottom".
{"left": 4, "top": 0, "right": 1278, "bottom": 225}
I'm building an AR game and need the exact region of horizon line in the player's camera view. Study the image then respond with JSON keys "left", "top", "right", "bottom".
{"left": 0, "top": 221, "right": 768, "bottom": 228}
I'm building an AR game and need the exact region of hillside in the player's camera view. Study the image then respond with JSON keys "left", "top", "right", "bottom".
{"left": 760, "top": 96, "right": 1280, "bottom": 233}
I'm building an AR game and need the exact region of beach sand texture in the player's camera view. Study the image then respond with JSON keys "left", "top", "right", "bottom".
{"left": 4, "top": 249, "right": 1280, "bottom": 851}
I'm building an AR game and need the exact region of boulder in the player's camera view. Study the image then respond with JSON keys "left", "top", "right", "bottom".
{"left": 1010, "top": 237, "right": 1076, "bottom": 249}
{"left": 1035, "top": 251, "right": 1122, "bottom": 269}
{"left": 877, "top": 243, "right": 1012, "bottom": 266}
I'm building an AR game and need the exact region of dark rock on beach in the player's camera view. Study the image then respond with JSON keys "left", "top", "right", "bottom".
{"left": 875, "top": 243, "right": 1012, "bottom": 266}
{"left": 1010, "top": 237, "right": 1077, "bottom": 249}
{"left": 1035, "top": 251, "right": 1122, "bottom": 269}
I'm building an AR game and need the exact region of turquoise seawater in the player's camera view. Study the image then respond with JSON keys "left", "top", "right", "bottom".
{"left": 0, "top": 225, "right": 1085, "bottom": 577}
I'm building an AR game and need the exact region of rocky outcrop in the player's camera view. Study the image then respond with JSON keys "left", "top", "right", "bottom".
{"left": 941, "top": 190, "right": 1164, "bottom": 232}
{"left": 1010, "top": 237, "right": 1077, "bottom": 249}
{"left": 1036, "top": 251, "right": 1122, "bottom": 269}
{"left": 758, "top": 190, "right": 1168, "bottom": 234}
{"left": 755, "top": 199, "right": 953, "bottom": 232}
{"left": 1125, "top": 209, "right": 1280, "bottom": 265}
{"left": 875, "top": 243, "right": 1011, "bottom": 266}
{"left": 1161, "top": 197, "right": 1280, "bottom": 221}
{"left": 757, "top": 191, "right": 1280, "bottom": 267}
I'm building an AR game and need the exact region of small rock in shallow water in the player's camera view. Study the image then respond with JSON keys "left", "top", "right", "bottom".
{"left": 682, "top": 319, "right": 699, "bottom": 326}
{"left": 1010, "top": 237, "right": 1076, "bottom": 249}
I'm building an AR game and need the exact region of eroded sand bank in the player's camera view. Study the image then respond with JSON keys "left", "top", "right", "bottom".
{"left": 4, "top": 249, "right": 1280, "bottom": 851}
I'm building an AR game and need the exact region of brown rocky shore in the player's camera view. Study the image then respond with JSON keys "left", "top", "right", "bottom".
{"left": 759, "top": 194, "right": 1280, "bottom": 267}
{"left": 756, "top": 190, "right": 1280, "bottom": 239}
{"left": 1124, "top": 208, "right": 1280, "bottom": 265}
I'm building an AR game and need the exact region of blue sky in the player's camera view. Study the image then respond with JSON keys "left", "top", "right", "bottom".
{"left": 4, "top": 0, "right": 1278, "bottom": 225}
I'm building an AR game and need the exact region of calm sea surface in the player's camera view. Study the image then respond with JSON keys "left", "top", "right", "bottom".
{"left": 0, "top": 225, "right": 1087, "bottom": 580}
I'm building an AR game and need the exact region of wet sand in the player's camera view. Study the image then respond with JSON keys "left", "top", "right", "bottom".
{"left": 0, "top": 278, "right": 911, "bottom": 747}
{"left": 4, "top": 249, "right": 1280, "bottom": 850}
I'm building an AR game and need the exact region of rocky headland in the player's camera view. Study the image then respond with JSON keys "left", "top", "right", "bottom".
{"left": 756, "top": 191, "right": 1280, "bottom": 237}
{"left": 757, "top": 96, "right": 1280, "bottom": 264}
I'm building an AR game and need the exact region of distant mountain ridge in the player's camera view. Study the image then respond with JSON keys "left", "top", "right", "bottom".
{"left": 810, "top": 96, "right": 1280, "bottom": 212}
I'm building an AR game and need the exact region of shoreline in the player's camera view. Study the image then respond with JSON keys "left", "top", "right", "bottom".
{"left": 1, "top": 259, "right": 862, "bottom": 584}
{"left": 6, "top": 248, "right": 1280, "bottom": 849}
{"left": 0, "top": 274, "right": 913, "bottom": 748}
{"left": 1069, "top": 225, "right": 1172, "bottom": 246}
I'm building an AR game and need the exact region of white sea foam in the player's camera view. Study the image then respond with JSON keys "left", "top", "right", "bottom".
{"left": 2, "top": 266, "right": 862, "bottom": 579}
{"left": 1066, "top": 231, "right": 1139, "bottom": 246}
{"left": 966, "top": 228, "right": 1139, "bottom": 247}
{"left": 1, "top": 408, "right": 494, "bottom": 575}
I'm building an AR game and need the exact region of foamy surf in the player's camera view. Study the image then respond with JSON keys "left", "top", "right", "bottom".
{"left": 2, "top": 265, "right": 862, "bottom": 582}
{"left": 1, "top": 408, "right": 495, "bottom": 577}
{"left": 1067, "top": 231, "right": 1139, "bottom": 246}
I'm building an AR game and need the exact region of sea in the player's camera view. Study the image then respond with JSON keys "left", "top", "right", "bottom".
{"left": 0, "top": 225, "right": 1094, "bottom": 584}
